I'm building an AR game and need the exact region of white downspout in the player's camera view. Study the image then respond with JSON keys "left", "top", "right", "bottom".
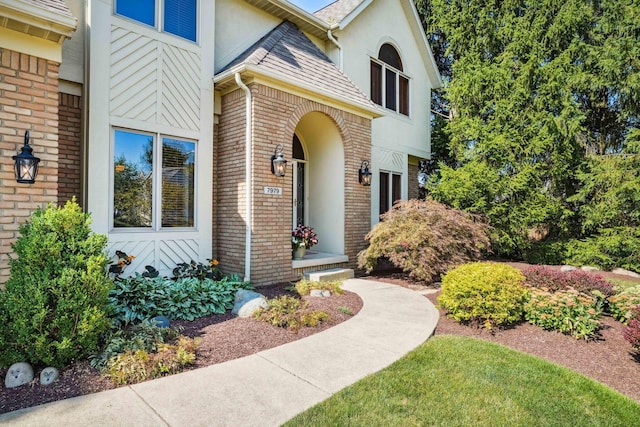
{"left": 235, "top": 73, "right": 252, "bottom": 282}
{"left": 327, "top": 29, "right": 343, "bottom": 71}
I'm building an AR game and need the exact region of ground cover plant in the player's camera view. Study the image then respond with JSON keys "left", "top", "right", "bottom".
{"left": 0, "top": 201, "right": 112, "bottom": 368}
{"left": 358, "top": 199, "right": 491, "bottom": 282}
{"left": 254, "top": 295, "right": 329, "bottom": 332}
{"left": 284, "top": 335, "right": 640, "bottom": 427}
{"left": 437, "top": 262, "right": 527, "bottom": 329}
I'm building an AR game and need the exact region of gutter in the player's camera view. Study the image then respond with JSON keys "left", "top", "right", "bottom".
{"left": 235, "top": 73, "right": 252, "bottom": 282}
{"left": 327, "top": 29, "right": 343, "bottom": 71}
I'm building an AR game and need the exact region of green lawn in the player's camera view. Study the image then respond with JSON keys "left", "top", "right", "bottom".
{"left": 284, "top": 335, "right": 640, "bottom": 427}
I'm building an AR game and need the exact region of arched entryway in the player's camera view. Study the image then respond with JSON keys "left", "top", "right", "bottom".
{"left": 293, "top": 112, "right": 345, "bottom": 255}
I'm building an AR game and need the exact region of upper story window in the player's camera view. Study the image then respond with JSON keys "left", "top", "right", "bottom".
{"left": 115, "top": 0, "right": 197, "bottom": 42}
{"left": 371, "top": 43, "right": 409, "bottom": 116}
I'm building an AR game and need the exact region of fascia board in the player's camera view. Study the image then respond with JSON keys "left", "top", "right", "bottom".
{"left": 0, "top": 0, "right": 77, "bottom": 40}
{"left": 214, "top": 64, "right": 384, "bottom": 120}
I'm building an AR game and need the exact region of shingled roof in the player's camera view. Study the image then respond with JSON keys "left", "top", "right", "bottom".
{"left": 314, "top": 0, "right": 364, "bottom": 24}
{"left": 216, "top": 20, "right": 376, "bottom": 113}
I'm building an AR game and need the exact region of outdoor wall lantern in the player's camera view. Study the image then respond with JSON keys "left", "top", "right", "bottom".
{"left": 13, "top": 131, "right": 40, "bottom": 184}
{"left": 271, "top": 143, "right": 287, "bottom": 177}
{"left": 358, "top": 160, "right": 372, "bottom": 186}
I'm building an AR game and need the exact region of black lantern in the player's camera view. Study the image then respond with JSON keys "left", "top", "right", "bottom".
{"left": 358, "top": 160, "right": 371, "bottom": 186}
{"left": 13, "top": 131, "right": 40, "bottom": 184}
{"left": 271, "top": 143, "right": 287, "bottom": 177}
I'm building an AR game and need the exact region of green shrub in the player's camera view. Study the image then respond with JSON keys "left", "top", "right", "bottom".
{"left": 524, "top": 288, "right": 602, "bottom": 340}
{"left": 108, "top": 275, "right": 251, "bottom": 326}
{"left": 437, "top": 262, "right": 528, "bottom": 329}
{"left": 521, "top": 239, "right": 568, "bottom": 265}
{"left": 172, "top": 259, "right": 222, "bottom": 281}
{"left": 254, "top": 295, "right": 329, "bottom": 332}
{"left": 565, "top": 228, "right": 640, "bottom": 273}
{"left": 358, "top": 199, "right": 491, "bottom": 282}
{"left": 0, "top": 201, "right": 112, "bottom": 368}
{"left": 105, "top": 335, "right": 199, "bottom": 385}
{"left": 294, "top": 279, "right": 343, "bottom": 296}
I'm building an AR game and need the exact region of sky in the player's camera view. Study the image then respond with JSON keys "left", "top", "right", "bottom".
{"left": 289, "top": 0, "right": 334, "bottom": 12}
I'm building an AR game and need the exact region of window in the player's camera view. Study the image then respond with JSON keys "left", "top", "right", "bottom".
{"left": 115, "top": 0, "right": 197, "bottom": 42}
{"left": 113, "top": 129, "right": 195, "bottom": 229}
{"left": 379, "top": 171, "right": 402, "bottom": 216}
{"left": 370, "top": 43, "right": 409, "bottom": 116}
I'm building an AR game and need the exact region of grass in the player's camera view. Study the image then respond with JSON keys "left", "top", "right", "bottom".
{"left": 608, "top": 277, "right": 640, "bottom": 292}
{"left": 284, "top": 335, "right": 640, "bottom": 427}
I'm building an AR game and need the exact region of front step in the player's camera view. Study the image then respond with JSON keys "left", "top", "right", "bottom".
{"left": 304, "top": 268, "right": 354, "bottom": 282}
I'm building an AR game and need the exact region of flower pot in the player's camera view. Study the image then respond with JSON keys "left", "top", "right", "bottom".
{"left": 293, "top": 246, "right": 306, "bottom": 260}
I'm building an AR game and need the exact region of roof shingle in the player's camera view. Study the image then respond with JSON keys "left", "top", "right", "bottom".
{"left": 314, "top": 0, "right": 365, "bottom": 24}
{"left": 22, "top": 0, "right": 73, "bottom": 17}
{"left": 218, "top": 20, "right": 375, "bottom": 111}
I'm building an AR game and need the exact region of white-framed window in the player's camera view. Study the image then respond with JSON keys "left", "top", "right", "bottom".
{"left": 115, "top": 0, "right": 197, "bottom": 42}
{"left": 379, "top": 171, "right": 402, "bottom": 216}
{"left": 112, "top": 129, "right": 196, "bottom": 229}
{"left": 370, "top": 43, "right": 410, "bottom": 116}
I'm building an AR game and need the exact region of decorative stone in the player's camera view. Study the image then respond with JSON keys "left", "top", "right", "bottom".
{"left": 40, "top": 367, "right": 59, "bottom": 386}
{"left": 581, "top": 266, "right": 600, "bottom": 272}
{"left": 560, "top": 265, "right": 577, "bottom": 272}
{"left": 232, "top": 289, "right": 268, "bottom": 318}
{"left": 4, "top": 362, "right": 34, "bottom": 388}
{"left": 152, "top": 315, "right": 171, "bottom": 328}
{"left": 611, "top": 268, "right": 640, "bottom": 278}
{"left": 310, "top": 289, "right": 331, "bottom": 297}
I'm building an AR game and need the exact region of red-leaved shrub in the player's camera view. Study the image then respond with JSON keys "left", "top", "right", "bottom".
{"left": 358, "top": 199, "right": 491, "bottom": 282}
{"left": 522, "top": 266, "right": 615, "bottom": 298}
{"left": 622, "top": 308, "right": 640, "bottom": 351}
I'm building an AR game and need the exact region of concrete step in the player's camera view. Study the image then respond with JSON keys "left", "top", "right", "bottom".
{"left": 305, "top": 268, "right": 354, "bottom": 282}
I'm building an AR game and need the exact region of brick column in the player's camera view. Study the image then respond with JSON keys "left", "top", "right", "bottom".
{"left": 58, "top": 93, "right": 82, "bottom": 207}
{"left": 0, "top": 48, "right": 59, "bottom": 283}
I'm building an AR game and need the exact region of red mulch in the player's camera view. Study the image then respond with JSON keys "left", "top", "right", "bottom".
{"left": 0, "top": 283, "right": 363, "bottom": 415}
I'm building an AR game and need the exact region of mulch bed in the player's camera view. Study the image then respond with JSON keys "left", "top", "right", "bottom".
{"left": 366, "top": 263, "right": 640, "bottom": 404}
{"left": 0, "top": 283, "right": 363, "bottom": 415}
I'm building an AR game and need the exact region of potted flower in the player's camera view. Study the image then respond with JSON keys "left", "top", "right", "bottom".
{"left": 291, "top": 224, "right": 318, "bottom": 259}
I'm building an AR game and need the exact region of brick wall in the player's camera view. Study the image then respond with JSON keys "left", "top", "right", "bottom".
{"left": 408, "top": 162, "right": 420, "bottom": 200}
{"left": 58, "top": 93, "right": 82, "bottom": 206}
{"left": 216, "top": 83, "right": 372, "bottom": 285}
{"left": 0, "top": 48, "right": 59, "bottom": 283}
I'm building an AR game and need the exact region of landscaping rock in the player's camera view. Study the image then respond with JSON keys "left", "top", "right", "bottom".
{"left": 232, "top": 290, "right": 268, "bottom": 318}
{"left": 310, "top": 289, "right": 331, "bottom": 297}
{"left": 4, "top": 362, "right": 34, "bottom": 388}
{"left": 581, "top": 266, "right": 600, "bottom": 272}
{"left": 611, "top": 268, "right": 640, "bottom": 279}
{"left": 152, "top": 315, "right": 171, "bottom": 328}
{"left": 39, "top": 367, "right": 59, "bottom": 386}
{"left": 560, "top": 265, "right": 577, "bottom": 272}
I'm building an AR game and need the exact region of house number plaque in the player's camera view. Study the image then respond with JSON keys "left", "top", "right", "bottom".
{"left": 264, "top": 186, "right": 282, "bottom": 195}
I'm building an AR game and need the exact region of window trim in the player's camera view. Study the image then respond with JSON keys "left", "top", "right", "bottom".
{"left": 110, "top": 127, "right": 198, "bottom": 232}
{"left": 114, "top": 0, "right": 199, "bottom": 43}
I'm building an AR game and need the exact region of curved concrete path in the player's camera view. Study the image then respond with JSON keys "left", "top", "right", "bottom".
{"left": 0, "top": 279, "right": 439, "bottom": 426}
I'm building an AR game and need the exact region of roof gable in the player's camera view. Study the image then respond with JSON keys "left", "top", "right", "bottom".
{"left": 216, "top": 20, "right": 378, "bottom": 115}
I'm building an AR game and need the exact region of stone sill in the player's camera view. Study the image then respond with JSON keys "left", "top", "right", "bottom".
{"left": 292, "top": 251, "right": 349, "bottom": 269}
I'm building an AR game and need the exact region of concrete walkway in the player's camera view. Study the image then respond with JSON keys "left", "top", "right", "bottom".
{"left": 0, "top": 279, "right": 439, "bottom": 427}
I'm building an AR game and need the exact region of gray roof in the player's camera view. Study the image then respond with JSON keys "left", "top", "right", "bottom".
{"left": 218, "top": 20, "right": 375, "bottom": 111}
{"left": 314, "top": 0, "right": 364, "bottom": 24}
{"left": 23, "top": 0, "right": 73, "bottom": 17}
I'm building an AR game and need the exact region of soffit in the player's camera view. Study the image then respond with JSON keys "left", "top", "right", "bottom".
{"left": 0, "top": 0, "right": 77, "bottom": 43}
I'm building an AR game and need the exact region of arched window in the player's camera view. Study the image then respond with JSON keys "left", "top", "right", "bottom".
{"left": 370, "top": 43, "right": 409, "bottom": 116}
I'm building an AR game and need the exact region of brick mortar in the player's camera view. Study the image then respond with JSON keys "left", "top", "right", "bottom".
{"left": 0, "top": 48, "right": 60, "bottom": 283}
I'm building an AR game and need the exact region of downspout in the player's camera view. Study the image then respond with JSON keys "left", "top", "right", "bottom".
{"left": 327, "top": 29, "right": 343, "bottom": 71}
{"left": 235, "top": 73, "right": 252, "bottom": 282}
